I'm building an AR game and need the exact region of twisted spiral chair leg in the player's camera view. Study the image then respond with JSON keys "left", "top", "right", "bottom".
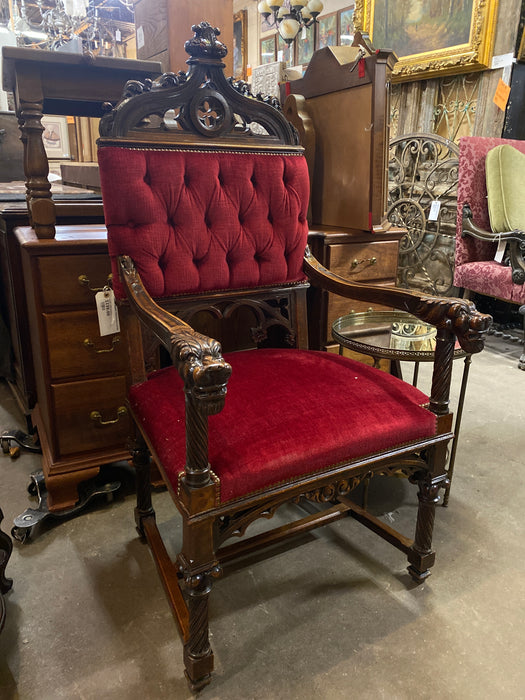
{"left": 408, "top": 475, "right": 447, "bottom": 582}
{"left": 183, "top": 574, "right": 214, "bottom": 691}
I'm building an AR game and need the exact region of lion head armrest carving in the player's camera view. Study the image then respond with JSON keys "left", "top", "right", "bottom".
{"left": 413, "top": 296, "right": 491, "bottom": 355}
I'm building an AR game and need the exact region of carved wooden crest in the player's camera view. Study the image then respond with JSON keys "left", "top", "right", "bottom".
{"left": 99, "top": 21, "right": 298, "bottom": 146}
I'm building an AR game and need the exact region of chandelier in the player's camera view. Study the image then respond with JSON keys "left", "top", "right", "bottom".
{"left": 8, "top": 0, "right": 134, "bottom": 54}
{"left": 257, "top": 0, "right": 324, "bottom": 45}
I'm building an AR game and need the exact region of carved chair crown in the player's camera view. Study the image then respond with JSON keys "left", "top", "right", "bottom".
{"left": 99, "top": 20, "right": 298, "bottom": 145}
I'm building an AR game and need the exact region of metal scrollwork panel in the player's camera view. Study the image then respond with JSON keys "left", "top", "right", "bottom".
{"left": 388, "top": 134, "right": 459, "bottom": 297}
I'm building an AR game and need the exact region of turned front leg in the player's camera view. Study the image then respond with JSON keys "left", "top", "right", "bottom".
{"left": 407, "top": 473, "right": 448, "bottom": 582}
{"left": 130, "top": 432, "right": 154, "bottom": 538}
{"left": 182, "top": 565, "right": 221, "bottom": 692}
{"left": 18, "top": 96, "right": 55, "bottom": 238}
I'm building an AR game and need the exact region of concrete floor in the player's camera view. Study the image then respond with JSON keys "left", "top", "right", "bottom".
{"left": 0, "top": 334, "right": 524, "bottom": 699}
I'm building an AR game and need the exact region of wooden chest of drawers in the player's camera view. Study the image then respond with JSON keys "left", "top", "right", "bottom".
{"left": 16, "top": 225, "right": 130, "bottom": 511}
{"left": 307, "top": 228, "right": 404, "bottom": 351}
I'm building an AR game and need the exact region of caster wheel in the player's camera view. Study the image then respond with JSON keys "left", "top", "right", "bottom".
{"left": 11, "top": 526, "right": 30, "bottom": 544}
{"left": 1, "top": 438, "right": 10, "bottom": 454}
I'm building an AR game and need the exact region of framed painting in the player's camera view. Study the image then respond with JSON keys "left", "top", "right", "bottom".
{"left": 233, "top": 10, "right": 247, "bottom": 80}
{"left": 41, "top": 116, "right": 70, "bottom": 159}
{"left": 338, "top": 6, "right": 355, "bottom": 46}
{"left": 260, "top": 35, "right": 276, "bottom": 65}
{"left": 295, "top": 23, "right": 315, "bottom": 66}
{"left": 316, "top": 12, "right": 338, "bottom": 50}
{"left": 353, "top": 0, "right": 499, "bottom": 82}
{"left": 277, "top": 34, "right": 294, "bottom": 68}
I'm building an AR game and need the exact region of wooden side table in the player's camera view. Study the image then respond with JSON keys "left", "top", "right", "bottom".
{"left": 1, "top": 46, "right": 161, "bottom": 238}
{"left": 332, "top": 310, "right": 472, "bottom": 506}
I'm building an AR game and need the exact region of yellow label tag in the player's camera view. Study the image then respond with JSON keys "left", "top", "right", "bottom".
{"left": 493, "top": 78, "right": 511, "bottom": 111}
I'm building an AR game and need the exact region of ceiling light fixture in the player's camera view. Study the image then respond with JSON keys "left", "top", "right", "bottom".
{"left": 257, "top": 0, "right": 324, "bottom": 46}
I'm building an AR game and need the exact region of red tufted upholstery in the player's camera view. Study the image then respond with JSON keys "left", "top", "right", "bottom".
{"left": 98, "top": 147, "right": 310, "bottom": 299}
{"left": 454, "top": 136, "right": 525, "bottom": 303}
{"left": 129, "top": 348, "right": 437, "bottom": 503}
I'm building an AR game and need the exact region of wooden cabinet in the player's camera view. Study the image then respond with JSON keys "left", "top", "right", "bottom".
{"left": 134, "top": 0, "right": 233, "bottom": 74}
{"left": 282, "top": 39, "right": 406, "bottom": 350}
{"left": 308, "top": 229, "right": 403, "bottom": 351}
{"left": 0, "top": 202, "right": 107, "bottom": 423}
{"left": 16, "top": 225, "right": 131, "bottom": 511}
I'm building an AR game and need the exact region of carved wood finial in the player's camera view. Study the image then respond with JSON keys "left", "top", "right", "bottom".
{"left": 184, "top": 21, "right": 228, "bottom": 61}
{"left": 98, "top": 22, "right": 299, "bottom": 144}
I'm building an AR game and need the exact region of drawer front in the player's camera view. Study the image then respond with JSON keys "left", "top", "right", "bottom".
{"left": 326, "top": 284, "right": 394, "bottom": 345}
{"left": 38, "top": 254, "right": 112, "bottom": 309}
{"left": 52, "top": 376, "right": 129, "bottom": 457}
{"left": 328, "top": 241, "right": 399, "bottom": 281}
{"left": 45, "top": 311, "right": 126, "bottom": 380}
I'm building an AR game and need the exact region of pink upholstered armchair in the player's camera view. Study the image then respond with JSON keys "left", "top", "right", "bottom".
{"left": 454, "top": 136, "right": 525, "bottom": 368}
{"left": 97, "top": 22, "right": 490, "bottom": 690}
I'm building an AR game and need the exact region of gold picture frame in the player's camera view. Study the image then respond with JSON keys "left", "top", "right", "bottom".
{"left": 233, "top": 10, "right": 247, "bottom": 80}
{"left": 353, "top": 0, "right": 499, "bottom": 82}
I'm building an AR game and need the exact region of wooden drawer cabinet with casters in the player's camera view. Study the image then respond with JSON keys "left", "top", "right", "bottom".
{"left": 16, "top": 225, "right": 131, "bottom": 511}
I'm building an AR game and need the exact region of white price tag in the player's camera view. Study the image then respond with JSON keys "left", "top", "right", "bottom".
{"left": 494, "top": 238, "right": 507, "bottom": 263}
{"left": 428, "top": 200, "right": 441, "bottom": 221}
{"left": 95, "top": 288, "right": 120, "bottom": 337}
{"left": 136, "top": 25, "right": 145, "bottom": 49}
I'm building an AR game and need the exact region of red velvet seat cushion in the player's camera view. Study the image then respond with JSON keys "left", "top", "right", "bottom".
{"left": 98, "top": 147, "right": 310, "bottom": 299}
{"left": 129, "top": 349, "right": 438, "bottom": 503}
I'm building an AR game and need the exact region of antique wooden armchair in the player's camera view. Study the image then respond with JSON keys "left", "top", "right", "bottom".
{"left": 97, "top": 23, "right": 490, "bottom": 690}
{"left": 454, "top": 136, "right": 525, "bottom": 369}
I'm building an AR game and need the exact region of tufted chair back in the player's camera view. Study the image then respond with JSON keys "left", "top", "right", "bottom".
{"left": 98, "top": 147, "right": 310, "bottom": 300}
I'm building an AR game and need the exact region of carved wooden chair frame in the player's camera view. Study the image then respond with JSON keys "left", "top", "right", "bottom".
{"left": 97, "top": 22, "right": 490, "bottom": 690}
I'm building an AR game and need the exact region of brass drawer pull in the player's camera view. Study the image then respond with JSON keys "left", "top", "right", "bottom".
{"left": 78, "top": 273, "right": 113, "bottom": 292}
{"left": 351, "top": 257, "right": 377, "bottom": 269}
{"left": 83, "top": 335, "right": 120, "bottom": 354}
{"left": 90, "top": 406, "right": 127, "bottom": 426}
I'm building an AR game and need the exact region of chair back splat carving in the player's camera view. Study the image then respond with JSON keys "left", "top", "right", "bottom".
{"left": 97, "top": 21, "right": 491, "bottom": 691}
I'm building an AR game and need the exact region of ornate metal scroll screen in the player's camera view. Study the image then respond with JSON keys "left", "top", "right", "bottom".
{"left": 388, "top": 134, "right": 459, "bottom": 297}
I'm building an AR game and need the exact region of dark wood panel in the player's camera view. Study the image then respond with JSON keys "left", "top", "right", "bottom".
{"left": 134, "top": 0, "right": 169, "bottom": 62}
{"left": 166, "top": 0, "right": 233, "bottom": 75}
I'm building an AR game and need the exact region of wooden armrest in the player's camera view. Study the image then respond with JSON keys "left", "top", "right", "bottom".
{"left": 462, "top": 204, "right": 525, "bottom": 285}
{"left": 119, "top": 255, "right": 231, "bottom": 415}
{"left": 304, "top": 246, "right": 491, "bottom": 355}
